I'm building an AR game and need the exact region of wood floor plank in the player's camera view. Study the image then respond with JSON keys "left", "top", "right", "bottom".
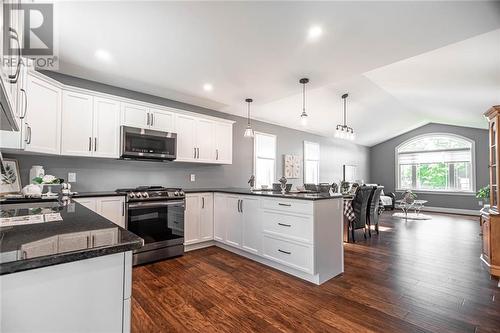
{"left": 132, "top": 211, "right": 500, "bottom": 333}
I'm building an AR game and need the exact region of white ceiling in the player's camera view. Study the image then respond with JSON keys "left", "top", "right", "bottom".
{"left": 51, "top": 1, "right": 500, "bottom": 146}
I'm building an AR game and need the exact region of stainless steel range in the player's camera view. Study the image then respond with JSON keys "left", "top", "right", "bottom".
{"left": 116, "top": 186, "right": 185, "bottom": 265}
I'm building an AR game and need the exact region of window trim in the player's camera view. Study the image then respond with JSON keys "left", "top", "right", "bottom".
{"left": 253, "top": 131, "right": 277, "bottom": 188}
{"left": 394, "top": 133, "right": 476, "bottom": 194}
{"left": 303, "top": 141, "right": 320, "bottom": 184}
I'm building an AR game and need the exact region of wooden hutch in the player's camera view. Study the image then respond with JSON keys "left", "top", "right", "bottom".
{"left": 482, "top": 105, "right": 500, "bottom": 277}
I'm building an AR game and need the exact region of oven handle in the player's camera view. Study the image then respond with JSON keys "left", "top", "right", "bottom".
{"left": 128, "top": 200, "right": 185, "bottom": 210}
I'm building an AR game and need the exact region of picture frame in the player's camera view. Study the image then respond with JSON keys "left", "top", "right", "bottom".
{"left": 1, "top": 158, "right": 22, "bottom": 195}
{"left": 284, "top": 154, "right": 301, "bottom": 179}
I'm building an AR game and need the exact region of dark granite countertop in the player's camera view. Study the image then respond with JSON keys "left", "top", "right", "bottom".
{"left": 184, "top": 187, "right": 343, "bottom": 201}
{"left": 0, "top": 191, "right": 125, "bottom": 204}
{"left": 0, "top": 201, "right": 143, "bottom": 276}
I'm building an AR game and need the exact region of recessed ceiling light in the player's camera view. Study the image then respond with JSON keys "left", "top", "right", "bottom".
{"left": 203, "top": 83, "right": 213, "bottom": 92}
{"left": 307, "top": 25, "right": 323, "bottom": 40}
{"left": 95, "top": 49, "right": 112, "bottom": 62}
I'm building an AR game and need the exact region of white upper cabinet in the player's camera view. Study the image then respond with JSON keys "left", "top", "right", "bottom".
{"left": 175, "top": 114, "right": 197, "bottom": 161}
{"left": 215, "top": 122, "right": 233, "bottom": 164}
{"left": 121, "top": 102, "right": 149, "bottom": 128}
{"left": 62, "top": 92, "right": 120, "bottom": 158}
{"left": 61, "top": 91, "right": 94, "bottom": 156}
{"left": 24, "top": 74, "right": 62, "bottom": 155}
{"left": 174, "top": 114, "right": 232, "bottom": 164}
{"left": 93, "top": 97, "right": 120, "bottom": 158}
{"left": 196, "top": 118, "right": 215, "bottom": 162}
{"left": 121, "top": 102, "right": 174, "bottom": 132}
{"left": 150, "top": 108, "right": 174, "bottom": 132}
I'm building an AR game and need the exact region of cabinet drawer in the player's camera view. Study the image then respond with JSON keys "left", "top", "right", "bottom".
{"left": 261, "top": 198, "right": 313, "bottom": 215}
{"left": 262, "top": 211, "right": 313, "bottom": 243}
{"left": 262, "top": 235, "right": 313, "bottom": 273}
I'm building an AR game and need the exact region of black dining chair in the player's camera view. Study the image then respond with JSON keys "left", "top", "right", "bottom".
{"left": 350, "top": 185, "right": 375, "bottom": 242}
{"left": 367, "top": 186, "right": 384, "bottom": 236}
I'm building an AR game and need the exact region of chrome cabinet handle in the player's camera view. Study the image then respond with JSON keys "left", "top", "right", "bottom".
{"left": 8, "top": 28, "right": 21, "bottom": 83}
{"left": 202, "top": 197, "right": 205, "bottom": 209}
{"left": 151, "top": 113, "right": 154, "bottom": 126}
{"left": 94, "top": 137, "right": 97, "bottom": 152}
{"left": 88, "top": 137, "right": 92, "bottom": 151}
{"left": 196, "top": 148, "right": 200, "bottom": 159}
{"left": 278, "top": 203, "right": 291, "bottom": 207}
{"left": 20, "top": 88, "right": 27, "bottom": 118}
{"left": 240, "top": 199, "right": 243, "bottom": 213}
{"left": 193, "top": 147, "right": 196, "bottom": 158}
{"left": 86, "top": 236, "right": 90, "bottom": 248}
{"left": 278, "top": 249, "right": 291, "bottom": 255}
{"left": 147, "top": 113, "right": 150, "bottom": 126}
{"left": 216, "top": 149, "right": 219, "bottom": 160}
{"left": 278, "top": 223, "right": 291, "bottom": 227}
{"left": 237, "top": 199, "right": 241, "bottom": 212}
{"left": 91, "top": 235, "right": 96, "bottom": 247}
{"left": 122, "top": 202, "right": 125, "bottom": 216}
{"left": 27, "top": 125, "right": 32, "bottom": 144}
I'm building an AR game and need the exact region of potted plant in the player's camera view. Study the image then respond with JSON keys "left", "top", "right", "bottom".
{"left": 476, "top": 185, "right": 490, "bottom": 209}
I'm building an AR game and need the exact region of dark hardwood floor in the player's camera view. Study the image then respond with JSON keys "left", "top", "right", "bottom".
{"left": 131, "top": 211, "right": 500, "bottom": 333}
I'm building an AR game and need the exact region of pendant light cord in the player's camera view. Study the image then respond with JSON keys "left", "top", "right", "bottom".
{"left": 343, "top": 96, "right": 346, "bottom": 127}
{"left": 247, "top": 102, "right": 250, "bottom": 125}
{"left": 302, "top": 83, "right": 306, "bottom": 113}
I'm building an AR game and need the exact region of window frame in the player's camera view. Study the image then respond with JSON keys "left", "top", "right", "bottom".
{"left": 303, "top": 141, "right": 320, "bottom": 184}
{"left": 253, "top": 131, "right": 277, "bottom": 188}
{"left": 394, "top": 133, "right": 476, "bottom": 195}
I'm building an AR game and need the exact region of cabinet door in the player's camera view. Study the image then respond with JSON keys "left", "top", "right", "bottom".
{"left": 196, "top": 119, "right": 215, "bottom": 162}
{"left": 241, "top": 196, "right": 261, "bottom": 254}
{"left": 93, "top": 97, "right": 120, "bottom": 158}
{"left": 175, "top": 114, "right": 197, "bottom": 161}
{"left": 213, "top": 194, "right": 227, "bottom": 242}
{"left": 61, "top": 90, "right": 94, "bottom": 156}
{"left": 121, "top": 102, "right": 149, "bottom": 128}
{"left": 184, "top": 195, "right": 201, "bottom": 245}
{"left": 200, "top": 194, "right": 214, "bottom": 241}
{"left": 91, "top": 228, "right": 119, "bottom": 247}
{"left": 97, "top": 197, "right": 126, "bottom": 228}
{"left": 483, "top": 217, "right": 490, "bottom": 260}
{"left": 225, "top": 196, "right": 243, "bottom": 248}
{"left": 24, "top": 75, "right": 62, "bottom": 154}
{"left": 20, "top": 236, "right": 58, "bottom": 259}
{"left": 215, "top": 122, "right": 233, "bottom": 164}
{"left": 150, "top": 108, "right": 174, "bottom": 132}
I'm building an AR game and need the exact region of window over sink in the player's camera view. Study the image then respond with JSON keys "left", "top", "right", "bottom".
{"left": 396, "top": 133, "right": 475, "bottom": 193}
{"left": 303, "top": 141, "right": 320, "bottom": 184}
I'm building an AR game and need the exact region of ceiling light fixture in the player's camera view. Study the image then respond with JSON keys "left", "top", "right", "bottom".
{"left": 307, "top": 25, "right": 323, "bottom": 40}
{"left": 244, "top": 98, "right": 254, "bottom": 138}
{"left": 335, "top": 93, "right": 355, "bottom": 140}
{"left": 95, "top": 49, "right": 112, "bottom": 62}
{"left": 299, "top": 78, "right": 309, "bottom": 127}
{"left": 203, "top": 83, "right": 213, "bottom": 92}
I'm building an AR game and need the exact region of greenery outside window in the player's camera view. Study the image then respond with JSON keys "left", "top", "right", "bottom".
{"left": 396, "top": 134, "right": 475, "bottom": 193}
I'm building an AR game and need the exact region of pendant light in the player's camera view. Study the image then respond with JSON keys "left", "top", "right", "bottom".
{"left": 335, "top": 93, "right": 355, "bottom": 140}
{"left": 244, "top": 98, "right": 254, "bottom": 138}
{"left": 299, "top": 78, "right": 309, "bottom": 126}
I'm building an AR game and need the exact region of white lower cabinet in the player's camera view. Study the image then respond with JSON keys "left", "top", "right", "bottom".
{"left": 213, "top": 194, "right": 261, "bottom": 253}
{"left": 262, "top": 234, "right": 314, "bottom": 274}
{"left": 184, "top": 193, "right": 214, "bottom": 246}
{"left": 74, "top": 196, "right": 126, "bottom": 228}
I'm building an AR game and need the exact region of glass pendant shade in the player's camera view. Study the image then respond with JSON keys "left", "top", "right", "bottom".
{"left": 335, "top": 93, "right": 355, "bottom": 141}
{"left": 300, "top": 111, "right": 308, "bottom": 126}
{"left": 244, "top": 125, "right": 254, "bottom": 138}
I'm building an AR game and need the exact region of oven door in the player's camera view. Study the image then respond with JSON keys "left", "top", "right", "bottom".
{"left": 121, "top": 126, "right": 177, "bottom": 161}
{"left": 127, "top": 199, "right": 184, "bottom": 253}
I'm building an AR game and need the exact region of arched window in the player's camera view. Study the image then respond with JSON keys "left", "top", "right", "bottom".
{"left": 396, "top": 134, "right": 475, "bottom": 192}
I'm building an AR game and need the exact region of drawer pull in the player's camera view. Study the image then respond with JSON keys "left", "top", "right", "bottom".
{"left": 278, "top": 223, "right": 291, "bottom": 227}
{"left": 278, "top": 249, "right": 291, "bottom": 255}
{"left": 278, "top": 203, "right": 292, "bottom": 207}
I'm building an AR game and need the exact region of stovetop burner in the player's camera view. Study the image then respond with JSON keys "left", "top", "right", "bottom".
{"left": 116, "top": 186, "right": 184, "bottom": 201}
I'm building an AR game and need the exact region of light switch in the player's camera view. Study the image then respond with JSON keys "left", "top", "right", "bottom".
{"left": 190, "top": 174, "right": 196, "bottom": 182}
{"left": 68, "top": 172, "right": 76, "bottom": 183}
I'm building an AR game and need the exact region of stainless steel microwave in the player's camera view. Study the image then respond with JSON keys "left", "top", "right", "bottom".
{"left": 120, "top": 126, "right": 177, "bottom": 161}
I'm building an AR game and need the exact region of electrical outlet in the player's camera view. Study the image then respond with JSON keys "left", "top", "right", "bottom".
{"left": 190, "top": 174, "right": 196, "bottom": 182}
{"left": 68, "top": 172, "right": 76, "bottom": 183}
{"left": 478, "top": 200, "right": 483, "bottom": 206}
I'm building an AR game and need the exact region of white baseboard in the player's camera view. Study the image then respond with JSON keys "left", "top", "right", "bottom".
{"left": 184, "top": 240, "right": 215, "bottom": 252}
{"left": 420, "top": 206, "right": 480, "bottom": 216}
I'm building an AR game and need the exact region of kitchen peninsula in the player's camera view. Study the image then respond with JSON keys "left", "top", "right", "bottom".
{"left": 0, "top": 200, "right": 143, "bottom": 333}
{"left": 183, "top": 188, "right": 344, "bottom": 285}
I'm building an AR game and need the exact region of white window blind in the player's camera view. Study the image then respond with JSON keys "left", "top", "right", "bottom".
{"left": 304, "top": 141, "right": 320, "bottom": 184}
{"left": 254, "top": 132, "right": 276, "bottom": 188}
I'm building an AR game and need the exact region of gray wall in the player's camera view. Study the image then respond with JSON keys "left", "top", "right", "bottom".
{"left": 370, "top": 123, "right": 488, "bottom": 210}
{"left": 5, "top": 72, "right": 369, "bottom": 192}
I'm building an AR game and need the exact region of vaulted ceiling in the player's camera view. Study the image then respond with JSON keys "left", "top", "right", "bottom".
{"left": 51, "top": 1, "right": 500, "bottom": 146}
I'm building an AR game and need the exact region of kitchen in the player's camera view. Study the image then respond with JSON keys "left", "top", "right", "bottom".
{"left": 0, "top": 39, "right": 358, "bottom": 333}
{"left": 2, "top": 1, "right": 496, "bottom": 332}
